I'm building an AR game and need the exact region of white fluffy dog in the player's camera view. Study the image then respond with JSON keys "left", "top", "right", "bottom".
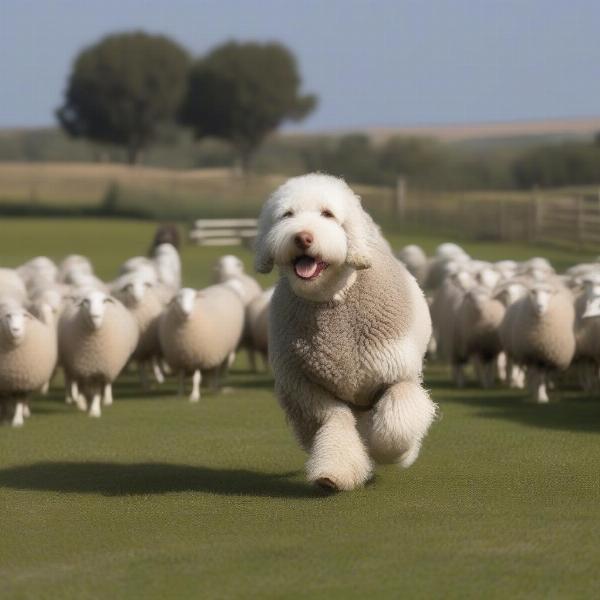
{"left": 255, "top": 173, "right": 436, "bottom": 491}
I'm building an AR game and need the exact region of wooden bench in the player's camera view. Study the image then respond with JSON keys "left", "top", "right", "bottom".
{"left": 189, "top": 218, "right": 258, "bottom": 247}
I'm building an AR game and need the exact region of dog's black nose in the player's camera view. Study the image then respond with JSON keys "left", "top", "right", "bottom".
{"left": 294, "top": 231, "right": 313, "bottom": 250}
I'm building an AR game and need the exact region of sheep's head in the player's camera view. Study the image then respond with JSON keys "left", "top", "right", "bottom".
{"left": 78, "top": 290, "right": 115, "bottom": 330}
{"left": 214, "top": 255, "right": 244, "bottom": 282}
{"left": 495, "top": 282, "right": 527, "bottom": 307}
{"left": 527, "top": 285, "right": 558, "bottom": 317}
{"left": 174, "top": 288, "right": 198, "bottom": 319}
{"left": 254, "top": 174, "right": 376, "bottom": 302}
{"left": 0, "top": 302, "right": 31, "bottom": 346}
{"left": 116, "top": 275, "right": 153, "bottom": 306}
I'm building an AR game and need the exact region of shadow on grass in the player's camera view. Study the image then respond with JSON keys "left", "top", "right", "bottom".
{"left": 439, "top": 387, "right": 600, "bottom": 434}
{"left": 0, "top": 461, "right": 324, "bottom": 499}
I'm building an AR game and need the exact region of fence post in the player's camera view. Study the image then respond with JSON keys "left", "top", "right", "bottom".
{"left": 532, "top": 188, "right": 542, "bottom": 242}
{"left": 576, "top": 196, "right": 584, "bottom": 249}
{"left": 394, "top": 176, "right": 406, "bottom": 219}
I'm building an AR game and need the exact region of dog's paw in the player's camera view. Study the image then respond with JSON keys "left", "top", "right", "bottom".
{"left": 306, "top": 440, "right": 373, "bottom": 491}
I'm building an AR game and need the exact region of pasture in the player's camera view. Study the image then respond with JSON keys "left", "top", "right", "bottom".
{"left": 1, "top": 218, "right": 599, "bottom": 598}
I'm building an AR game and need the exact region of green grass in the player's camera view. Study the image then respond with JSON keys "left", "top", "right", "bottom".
{"left": 1, "top": 218, "right": 600, "bottom": 599}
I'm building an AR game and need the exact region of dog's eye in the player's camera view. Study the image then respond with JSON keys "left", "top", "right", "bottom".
{"left": 281, "top": 210, "right": 294, "bottom": 219}
{"left": 321, "top": 209, "right": 335, "bottom": 219}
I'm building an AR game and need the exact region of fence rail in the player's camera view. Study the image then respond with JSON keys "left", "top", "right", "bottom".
{"left": 398, "top": 181, "right": 600, "bottom": 249}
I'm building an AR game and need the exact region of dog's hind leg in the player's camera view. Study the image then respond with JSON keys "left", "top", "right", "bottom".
{"left": 357, "top": 381, "right": 437, "bottom": 468}
{"left": 278, "top": 381, "right": 373, "bottom": 492}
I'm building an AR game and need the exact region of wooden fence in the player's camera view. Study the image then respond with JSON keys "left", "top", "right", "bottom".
{"left": 396, "top": 180, "right": 600, "bottom": 249}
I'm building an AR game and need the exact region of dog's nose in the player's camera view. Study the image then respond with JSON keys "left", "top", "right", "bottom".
{"left": 294, "top": 231, "right": 313, "bottom": 250}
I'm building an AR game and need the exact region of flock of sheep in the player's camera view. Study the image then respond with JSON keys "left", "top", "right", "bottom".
{"left": 2, "top": 227, "right": 599, "bottom": 429}
{"left": 0, "top": 236, "right": 271, "bottom": 427}
{"left": 398, "top": 242, "right": 600, "bottom": 403}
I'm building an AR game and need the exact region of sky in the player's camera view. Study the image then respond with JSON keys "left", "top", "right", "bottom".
{"left": 1, "top": 0, "right": 599, "bottom": 131}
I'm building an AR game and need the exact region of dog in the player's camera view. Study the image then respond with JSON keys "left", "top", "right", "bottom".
{"left": 255, "top": 173, "right": 436, "bottom": 491}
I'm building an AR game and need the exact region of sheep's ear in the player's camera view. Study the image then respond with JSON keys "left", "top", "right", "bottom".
{"left": 343, "top": 205, "right": 373, "bottom": 270}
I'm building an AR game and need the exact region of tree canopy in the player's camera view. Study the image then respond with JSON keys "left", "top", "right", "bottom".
{"left": 180, "top": 41, "right": 316, "bottom": 168}
{"left": 57, "top": 32, "right": 189, "bottom": 164}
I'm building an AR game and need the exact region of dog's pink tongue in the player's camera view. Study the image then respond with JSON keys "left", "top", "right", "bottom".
{"left": 294, "top": 257, "right": 318, "bottom": 279}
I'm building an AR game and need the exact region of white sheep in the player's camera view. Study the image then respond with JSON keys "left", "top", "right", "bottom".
{"left": 501, "top": 283, "right": 575, "bottom": 403}
{"left": 58, "top": 290, "right": 138, "bottom": 417}
{"left": 0, "top": 268, "right": 27, "bottom": 303}
{"left": 213, "top": 254, "right": 263, "bottom": 369}
{"left": 246, "top": 287, "right": 274, "bottom": 369}
{"left": 0, "top": 299, "right": 57, "bottom": 427}
{"left": 158, "top": 285, "right": 245, "bottom": 402}
{"left": 112, "top": 273, "right": 165, "bottom": 386}
{"left": 455, "top": 286, "right": 505, "bottom": 388}
{"left": 396, "top": 245, "right": 428, "bottom": 286}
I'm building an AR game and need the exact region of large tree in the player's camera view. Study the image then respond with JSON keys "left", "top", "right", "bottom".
{"left": 180, "top": 41, "right": 316, "bottom": 169}
{"left": 57, "top": 32, "right": 189, "bottom": 164}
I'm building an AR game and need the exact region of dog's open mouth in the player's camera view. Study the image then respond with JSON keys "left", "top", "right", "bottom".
{"left": 293, "top": 256, "right": 328, "bottom": 280}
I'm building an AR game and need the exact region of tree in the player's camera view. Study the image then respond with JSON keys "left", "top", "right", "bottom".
{"left": 180, "top": 41, "right": 316, "bottom": 170}
{"left": 57, "top": 32, "right": 189, "bottom": 164}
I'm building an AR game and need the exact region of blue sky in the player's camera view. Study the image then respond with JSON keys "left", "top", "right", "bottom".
{"left": 1, "top": 0, "right": 599, "bottom": 130}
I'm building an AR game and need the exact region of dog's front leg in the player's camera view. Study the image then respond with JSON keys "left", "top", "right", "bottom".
{"left": 277, "top": 381, "right": 373, "bottom": 491}
{"left": 357, "top": 380, "right": 437, "bottom": 468}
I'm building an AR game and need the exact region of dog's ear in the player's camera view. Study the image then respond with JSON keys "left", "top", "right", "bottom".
{"left": 343, "top": 200, "right": 374, "bottom": 270}
{"left": 254, "top": 205, "right": 275, "bottom": 274}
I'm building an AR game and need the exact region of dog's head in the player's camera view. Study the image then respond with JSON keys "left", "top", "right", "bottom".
{"left": 254, "top": 174, "right": 376, "bottom": 301}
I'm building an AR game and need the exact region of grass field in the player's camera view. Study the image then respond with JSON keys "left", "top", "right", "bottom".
{"left": 1, "top": 219, "right": 600, "bottom": 599}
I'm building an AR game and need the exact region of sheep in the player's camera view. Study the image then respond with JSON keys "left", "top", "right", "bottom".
{"left": 0, "top": 268, "right": 27, "bottom": 303}
{"left": 255, "top": 173, "right": 436, "bottom": 491}
{"left": 159, "top": 285, "right": 245, "bottom": 402}
{"left": 112, "top": 273, "right": 165, "bottom": 386}
{"left": 501, "top": 283, "right": 575, "bottom": 403}
{"left": 17, "top": 256, "right": 58, "bottom": 292}
{"left": 455, "top": 287, "right": 505, "bottom": 388}
{"left": 396, "top": 244, "right": 428, "bottom": 286}
{"left": 148, "top": 223, "right": 181, "bottom": 254}
{"left": 152, "top": 243, "right": 181, "bottom": 293}
{"left": 58, "top": 290, "right": 138, "bottom": 417}
{"left": 430, "top": 269, "right": 474, "bottom": 386}
{"left": 213, "top": 255, "right": 262, "bottom": 304}
{"left": 0, "top": 299, "right": 57, "bottom": 427}
{"left": 572, "top": 275, "right": 600, "bottom": 391}
{"left": 495, "top": 281, "right": 528, "bottom": 388}
{"left": 246, "top": 287, "right": 274, "bottom": 368}
{"left": 212, "top": 254, "right": 263, "bottom": 369}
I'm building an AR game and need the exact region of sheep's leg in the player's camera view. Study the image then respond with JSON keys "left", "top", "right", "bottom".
{"left": 427, "top": 334, "right": 437, "bottom": 359}
{"left": 41, "top": 381, "right": 50, "bottom": 396}
{"left": 496, "top": 352, "right": 508, "bottom": 382}
{"left": 102, "top": 383, "right": 113, "bottom": 407}
{"left": 190, "top": 370, "right": 202, "bottom": 403}
{"left": 161, "top": 359, "right": 172, "bottom": 376}
{"left": 227, "top": 351, "right": 236, "bottom": 370}
{"left": 22, "top": 401, "right": 31, "bottom": 419}
{"left": 531, "top": 369, "right": 549, "bottom": 404}
{"left": 278, "top": 382, "right": 373, "bottom": 491}
{"left": 151, "top": 357, "right": 165, "bottom": 384}
{"left": 89, "top": 392, "right": 102, "bottom": 418}
{"left": 65, "top": 377, "right": 73, "bottom": 405}
{"left": 11, "top": 400, "right": 25, "bottom": 428}
{"left": 178, "top": 372, "right": 186, "bottom": 397}
{"left": 356, "top": 381, "right": 436, "bottom": 468}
